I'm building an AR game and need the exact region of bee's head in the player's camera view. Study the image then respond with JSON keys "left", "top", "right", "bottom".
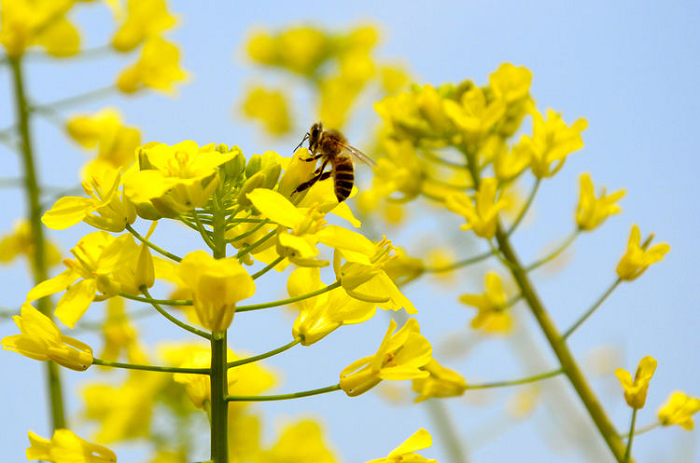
{"left": 309, "top": 122, "right": 323, "bottom": 150}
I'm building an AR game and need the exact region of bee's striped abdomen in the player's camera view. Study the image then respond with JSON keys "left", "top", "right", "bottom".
{"left": 332, "top": 156, "right": 355, "bottom": 202}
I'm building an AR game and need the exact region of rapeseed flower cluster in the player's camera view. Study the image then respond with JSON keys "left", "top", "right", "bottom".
{"left": 1, "top": 11, "right": 685, "bottom": 463}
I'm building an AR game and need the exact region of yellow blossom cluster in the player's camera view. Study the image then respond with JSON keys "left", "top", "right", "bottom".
{"left": 242, "top": 24, "right": 409, "bottom": 135}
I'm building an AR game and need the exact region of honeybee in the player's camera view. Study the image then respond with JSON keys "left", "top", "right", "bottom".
{"left": 292, "top": 122, "right": 376, "bottom": 202}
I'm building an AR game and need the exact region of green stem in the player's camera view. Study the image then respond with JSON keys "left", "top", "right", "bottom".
{"left": 140, "top": 287, "right": 210, "bottom": 339}
{"left": 525, "top": 230, "right": 579, "bottom": 272}
{"left": 506, "top": 178, "right": 541, "bottom": 237}
{"left": 120, "top": 292, "right": 192, "bottom": 306}
{"left": 226, "top": 384, "right": 341, "bottom": 402}
{"left": 423, "top": 250, "right": 494, "bottom": 273}
{"left": 624, "top": 408, "right": 638, "bottom": 462}
{"left": 9, "top": 55, "right": 66, "bottom": 430}
{"left": 494, "top": 226, "right": 632, "bottom": 463}
{"left": 236, "top": 281, "right": 341, "bottom": 312}
{"left": 465, "top": 368, "right": 563, "bottom": 390}
{"left": 227, "top": 337, "right": 302, "bottom": 369}
{"left": 126, "top": 224, "right": 182, "bottom": 262}
{"left": 210, "top": 190, "right": 229, "bottom": 463}
{"left": 92, "top": 358, "right": 210, "bottom": 374}
{"left": 251, "top": 256, "right": 285, "bottom": 280}
{"left": 562, "top": 279, "right": 621, "bottom": 341}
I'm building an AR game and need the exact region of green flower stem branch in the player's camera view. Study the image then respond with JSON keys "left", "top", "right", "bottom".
{"left": 506, "top": 178, "right": 541, "bottom": 237}
{"left": 120, "top": 292, "right": 193, "bottom": 306}
{"left": 235, "top": 229, "right": 276, "bottom": 260}
{"left": 193, "top": 209, "right": 216, "bottom": 251}
{"left": 251, "top": 256, "right": 286, "bottom": 280}
{"left": 464, "top": 368, "right": 563, "bottom": 390}
{"left": 226, "top": 218, "right": 270, "bottom": 241}
{"left": 126, "top": 224, "right": 183, "bottom": 263}
{"left": 525, "top": 229, "right": 580, "bottom": 272}
{"left": 92, "top": 358, "right": 210, "bottom": 374}
{"left": 9, "top": 55, "right": 67, "bottom": 430}
{"left": 423, "top": 249, "right": 494, "bottom": 273}
{"left": 494, "top": 226, "right": 634, "bottom": 463}
{"left": 225, "top": 384, "right": 341, "bottom": 402}
{"left": 29, "top": 84, "right": 116, "bottom": 113}
{"left": 236, "top": 280, "right": 341, "bottom": 312}
{"left": 624, "top": 408, "right": 638, "bottom": 462}
{"left": 621, "top": 421, "right": 660, "bottom": 439}
{"left": 139, "top": 287, "right": 211, "bottom": 340}
{"left": 562, "top": 278, "right": 622, "bottom": 341}
{"left": 227, "top": 337, "right": 302, "bottom": 369}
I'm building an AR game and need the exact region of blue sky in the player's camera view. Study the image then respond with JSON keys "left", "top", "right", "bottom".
{"left": 1, "top": 1, "right": 698, "bottom": 462}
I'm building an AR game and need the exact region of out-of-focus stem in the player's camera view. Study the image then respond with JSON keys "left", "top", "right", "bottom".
{"left": 9, "top": 55, "right": 66, "bottom": 430}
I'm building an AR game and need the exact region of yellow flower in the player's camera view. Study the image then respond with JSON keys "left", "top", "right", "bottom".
{"left": 458, "top": 271, "right": 512, "bottom": 333}
{"left": 116, "top": 37, "right": 188, "bottom": 94}
{"left": 445, "top": 178, "right": 507, "bottom": 239}
{"left": 616, "top": 225, "right": 670, "bottom": 281}
{"left": 247, "top": 188, "right": 375, "bottom": 267}
{"left": 658, "top": 391, "right": 700, "bottom": 430}
{"left": 2, "top": 303, "right": 93, "bottom": 371}
{"left": 241, "top": 86, "right": 292, "bottom": 136}
{"left": 124, "top": 141, "right": 237, "bottom": 215}
{"left": 172, "top": 346, "right": 239, "bottom": 409}
{"left": 339, "top": 319, "right": 432, "bottom": 397}
{"left": 365, "top": 428, "right": 436, "bottom": 463}
{"left": 82, "top": 371, "right": 168, "bottom": 443}
{"left": 246, "top": 26, "right": 331, "bottom": 76}
{"left": 99, "top": 297, "right": 148, "bottom": 365}
{"left": 334, "top": 237, "right": 417, "bottom": 313}
{"left": 0, "top": 0, "right": 80, "bottom": 58}
{"left": 411, "top": 359, "right": 467, "bottom": 402}
{"left": 259, "top": 419, "right": 339, "bottom": 463}
{"left": 162, "top": 342, "right": 277, "bottom": 409}
{"left": 289, "top": 267, "right": 376, "bottom": 345}
{"left": 493, "top": 139, "right": 530, "bottom": 181}
{"left": 26, "top": 231, "right": 140, "bottom": 328}
{"left": 575, "top": 173, "right": 625, "bottom": 231}
{"left": 615, "top": 355, "right": 657, "bottom": 409}
{"left": 42, "top": 166, "right": 136, "bottom": 232}
{"left": 444, "top": 86, "right": 506, "bottom": 142}
{"left": 176, "top": 250, "right": 255, "bottom": 333}
{"left": 27, "top": 429, "right": 116, "bottom": 463}
{"left": 489, "top": 63, "right": 532, "bottom": 104}
{"left": 0, "top": 220, "right": 62, "bottom": 267}
{"left": 516, "top": 108, "right": 588, "bottom": 178}
{"left": 111, "top": 0, "right": 177, "bottom": 52}
{"left": 65, "top": 109, "right": 142, "bottom": 180}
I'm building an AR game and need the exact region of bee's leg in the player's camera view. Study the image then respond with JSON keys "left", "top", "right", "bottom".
{"left": 292, "top": 171, "right": 332, "bottom": 195}
{"left": 292, "top": 160, "right": 331, "bottom": 195}
{"left": 303, "top": 154, "right": 322, "bottom": 162}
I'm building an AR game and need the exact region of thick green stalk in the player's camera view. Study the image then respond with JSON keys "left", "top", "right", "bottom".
{"left": 9, "top": 56, "right": 66, "bottom": 430}
{"left": 210, "top": 193, "right": 228, "bottom": 463}
{"left": 494, "top": 227, "right": 632, "bottom": 463}
{"left": 461, "top": 145, "right": 630, "bottom": 463}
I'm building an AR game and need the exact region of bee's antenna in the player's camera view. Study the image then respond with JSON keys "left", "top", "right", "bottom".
{"left": 293, "top": 133, "right": 310, "bottom": 154}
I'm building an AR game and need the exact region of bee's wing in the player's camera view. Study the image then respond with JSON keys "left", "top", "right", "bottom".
{"left": 339, "top": 143, "right": 377, "bottom": 167}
